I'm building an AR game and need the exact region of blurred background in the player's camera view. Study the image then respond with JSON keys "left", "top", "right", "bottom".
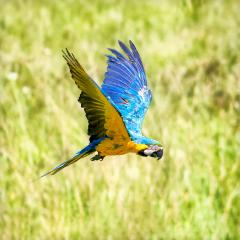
{"left": 0, "top": 0, "right": 240, "bottom": 239}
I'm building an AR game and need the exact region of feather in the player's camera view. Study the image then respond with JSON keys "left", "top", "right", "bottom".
{"left": 101, "top": 41, "right": 156, "bottom": 143}
{"left": 62, "top": 49, "right": 129, "bottom": 143}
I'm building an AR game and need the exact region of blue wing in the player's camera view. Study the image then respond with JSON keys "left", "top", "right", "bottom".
{"left": 101, "top": 40, "right": 152, "bottom": 142}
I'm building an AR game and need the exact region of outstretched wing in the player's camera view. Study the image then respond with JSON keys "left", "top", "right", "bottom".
{"left": 63, "top": 49, "right": 129, "bottom": 143}
{"left": 101, "top": 41, "right": 152, "bottom": 141}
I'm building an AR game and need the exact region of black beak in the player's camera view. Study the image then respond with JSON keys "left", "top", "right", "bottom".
{"left": 156, "top": 148, "right": 163, "bottom": 160}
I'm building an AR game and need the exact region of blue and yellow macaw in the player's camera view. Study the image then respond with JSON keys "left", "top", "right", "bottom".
{"left": 41, "top": 40, "right": 163, "bottom": 177}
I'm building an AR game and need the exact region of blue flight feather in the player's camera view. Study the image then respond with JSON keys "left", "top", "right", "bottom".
{"left": 101, "top": 41, "right": 158, "bottom": 144}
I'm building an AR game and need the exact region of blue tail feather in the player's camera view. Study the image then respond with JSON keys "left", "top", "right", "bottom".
{"left": 40, "top": 144, "right": 95, "bottom": 178}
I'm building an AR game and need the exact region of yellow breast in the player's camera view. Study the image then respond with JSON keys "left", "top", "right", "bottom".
{"left": 96, "top": 139, "right": 148, "bottom": 156}
{"left": 127, "top": 141, "right": 148, "bottom": 153}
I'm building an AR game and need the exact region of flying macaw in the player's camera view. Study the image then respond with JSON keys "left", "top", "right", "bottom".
{"left": 41, "top": 40, "right": 163, "bottom": 177}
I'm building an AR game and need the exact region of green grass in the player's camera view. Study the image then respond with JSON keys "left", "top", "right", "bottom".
{"left": 1, "top": 0, "right": 240, "bottom": 239}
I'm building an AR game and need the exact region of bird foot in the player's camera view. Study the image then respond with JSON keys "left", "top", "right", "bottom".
{"left": 91, "top": 154, "right": 104, "bottom": 161}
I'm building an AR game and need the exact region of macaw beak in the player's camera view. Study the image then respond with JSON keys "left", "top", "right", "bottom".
{"left": 156, "top": 148, "right": 163, "bottom": 160}
{"left": 149, "top": 147, "right": 163, "bottom": 160}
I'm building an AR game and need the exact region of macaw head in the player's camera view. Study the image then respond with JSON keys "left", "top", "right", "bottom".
{"left": 138, "top": 145, "right": 163, "bottom": 160}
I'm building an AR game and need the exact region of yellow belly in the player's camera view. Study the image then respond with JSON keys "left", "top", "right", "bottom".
{"left": 96, "top": 138, "right": 148, "bottom": 156}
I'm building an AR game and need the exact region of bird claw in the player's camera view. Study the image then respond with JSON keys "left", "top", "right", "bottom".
{"left": 91, "top": 154, "right": 104, "bottom": 161}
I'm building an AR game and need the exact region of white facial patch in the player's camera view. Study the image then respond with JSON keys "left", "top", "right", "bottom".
{"left": 144, "top": 149, "right": 155, "bottom": 156}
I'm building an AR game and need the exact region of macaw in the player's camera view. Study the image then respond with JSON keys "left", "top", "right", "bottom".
{"left": 41, "top": 40, "right": 163, "bottom": 177}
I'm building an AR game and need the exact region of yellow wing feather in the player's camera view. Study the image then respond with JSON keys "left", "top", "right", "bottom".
{"left": 63, "top": 49, "right": 130, "bottom": 143}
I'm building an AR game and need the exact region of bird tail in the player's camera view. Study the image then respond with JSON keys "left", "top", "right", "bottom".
{"left": 40, "top": 145, "right": 95, "bottom": 178}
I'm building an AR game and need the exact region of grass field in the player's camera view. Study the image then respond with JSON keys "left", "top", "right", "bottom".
{"left": 0, "top": 0, "right": 240, "bottom": 239}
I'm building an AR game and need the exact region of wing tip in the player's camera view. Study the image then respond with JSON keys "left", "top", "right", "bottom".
{"left": 129, "top": 40, "right": 137, "bottom": 51}
{"left": 62, "top": 48, "right": 71, "bottom": 59}
{"left": 118, "top": 40, "right": 125, "bottom": 47}
{"left": 118, "top": 40, "right": 128, "bottom": 52}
